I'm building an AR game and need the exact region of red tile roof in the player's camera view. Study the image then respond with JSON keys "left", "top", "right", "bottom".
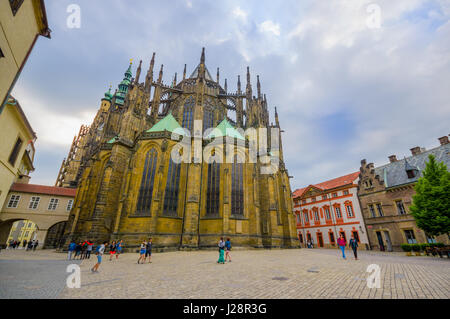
{"left": 10, "top": 183, "right": 77, "bottom": 197}
{"left": 292, "top": 172, "right": 360, "bottom": 198}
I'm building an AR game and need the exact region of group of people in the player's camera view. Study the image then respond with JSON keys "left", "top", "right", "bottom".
{"left": 67, "top": 239, "right": 95, "bottom": 260}
{"left": 137, "top": 238, "right": 152, "bottom": 264}
{"left": 337, "top": 233, "right": 359, "bottom": 260}
{"left": 7, "top": 239, "right": 39, "bottom": 251}
{"left": 217, "top": 237, "right": 232, "bottom": 264}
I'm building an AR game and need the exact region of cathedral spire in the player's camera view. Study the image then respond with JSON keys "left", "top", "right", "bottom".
{"left": 135, "top": 60, "right": 142, "bottom": 84}
{"left": 198, "top": 47, "right": 206, "bottom": 81}
{"left": 201, "top": 47, "right": 205, "bottom": 64}
{"left": 183, "top": 64, "right": 186, "bottom": 80}
{"left": 158, "top": 64, "right": 163, "bottom": 83}
{"left": 217, "top": 67, "right": 220, "bottom": 83}
{"left": 275, "top": 106, "right": 279, "bottom": 127}
{"left": 237, "top": 75, "right": 241, "bottom": 93}
{"left": 145, "top": 52, "right": 155, "bottom": 92}
{"left": 257, "top": 75, "right": 261, "bottom": 99}
{"left": 224, "top": 78, "right": 227, "bottom": 93}
{"left": 173, "top": 72, "right": 177, "bottom": 86}
{"left": 246, "top": 66, "right": 252, "bottom": 97}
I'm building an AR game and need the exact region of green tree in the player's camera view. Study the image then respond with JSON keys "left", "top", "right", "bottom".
{"left": 410, "top": 154, "right": 450, "bottom": 237}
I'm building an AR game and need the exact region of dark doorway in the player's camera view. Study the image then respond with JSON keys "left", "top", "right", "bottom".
{"left": 376, "top": 231, "right": 385, "bottom": 251}
{"left": 317, "top": 233, "right": 324, "bottom": 247}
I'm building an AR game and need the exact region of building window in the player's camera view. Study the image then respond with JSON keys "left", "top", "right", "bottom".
{"left": 163, "top": 158, "right": 181, "bottom": 216}
{"left": 28, "top": 196, "right": 40, "bottom": 210}
{"left": 7, "top": 195, "right": 20, "bottom": 208}
{"left": 48, "top": 198, "right": 59, "bottom": 210}
{"left": 302, "top": 200, "right": 307, "bottom": 204}
{"left": 8, "top": 137, "right": 23, "bottom": 166}
{"left": 368, "top": 204, "right": 376, "bottom": 218}
{"left": 206, "top": 162, "right": 220, "bottom": 215}
{"left": 231, "top": 155, "right": 244, "bottom": 216}
{"left": 329, "top": 232, "right": 335, "bottom": 244}
{"left": 303, "top": 211, "right": 309, "bottom": 223}
{"left": 324, "top": 207, "right": 331, "bottom": 220}
{"left": 426, "top": 234, "right": 437, "bottom": 244}
{"left": 66, "top": 199, "right": 74, "bottom": 211}
{"left": 182, "top": 96, "right": 194, "bottom": 132}
{"left": 335, "top": 206, "right": 342, "bottom": 219}
{"left": 311, "top": 197, "right": 316, "bottom": 202}
{"left": 396, "top": 200, "right": 407, "bottom": 215}
{"left": 296, "top": 214, "right": 301, "bottom": 224}
{"left": 136, "top": 149, "right": 158, "bottom": 214}
{"left": 346, "top": 204, "right": 354, "bottom": 217}
{"left": 376, "top": 203, "right": 383, "bottom": 216}
{"left": 314, "top": 210, "right": 320, "bottom": 222}
{"left": 332, "top": 193, "right": 337, "bottom": 198}
{"left": 322, "top": 195, "right": 327, "bottom": 200}
{"left": 203, "top": 107, "right": 214, "bottom": 133}
{"left": 9, "top": 0, "right": 25, "bottom": 16}
{"left": 343, "top": 190, "right": 349, "bottom": 195}
{"left": 364, "top": 179, "right": 373, "bottom": 189}
{"left": 25, "top": 231, "right": 29, "bottom": 237}
{"left": 404, "top": 229, "right": 417, "bottom": 244}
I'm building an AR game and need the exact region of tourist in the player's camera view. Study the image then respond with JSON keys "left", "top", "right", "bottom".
{"left": 115, "top": 240, "right": 123, "bottom": 259}
{"left": 91, "top": 241, "right": 107, "bottom": 273}
{"left": 17, "top": 240, "right": 21, "bottom": 249}
{"left": 217, "top": 237, "right": 225, "bottom": 264}
{"left": 145, "top": 238, "right": 152, "bottom": 263}
{"left": 26, "top": 240, "right": 32, "bottom": 251}
{"left": 349, "top": 235, "right": 359, "bottom": 260}
{"left": 137, "top": 240, "right": 146, "bottom": 264}
{"left": 22, "top": 239, "right": 27, "bottom": 249}
{"left": 85, "top": 240, "right": 93, "bottom": 259}
{"left": 75, "top": 242, "right": 82, "bottom": 259}
{"left": 33, "top": 240, "right": 39, "bottom": 250}
{"left": 68, "top": 241, "right": 76, "bottom": 260}
{"left": 337, "top": 234, "right": 346, "bottom": 260}
{"left": 225, "top": 238, "right": 232, "bottom": 262}
{"left": 109, "top": 241, "right": 117, "bottom": 261}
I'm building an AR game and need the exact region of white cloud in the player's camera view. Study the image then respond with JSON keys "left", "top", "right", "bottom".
{"left": 232, "top": 6, "right": 247, "bottom": 22}
{"left": 258, "top": 20, "right": 281, "bottom": 36}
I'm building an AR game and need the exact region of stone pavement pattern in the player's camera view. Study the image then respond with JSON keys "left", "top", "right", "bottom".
{"left": 1, "top": 248, "right": 449, "bottom": 299}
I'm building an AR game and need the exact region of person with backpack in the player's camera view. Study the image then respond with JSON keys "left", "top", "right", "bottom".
{"left": 225, "top": 238, "right": 232, "bottom": 262}
{"left": 217, "top": 237, "right": 225, "bottom": 264}
{"left": 337, "top": 233, "right": 347, "bottom": 260}
{"left": 68, "top": 241, "right": 76, "bottom": 260}
{"left": 349, "top": 234, "right": 359, "bottom": 260}
{"left": 91, "top": 241, "right": 108, "bottom": 273}
{"left": 137, "top": 240, "right": 147, "bottom": 264}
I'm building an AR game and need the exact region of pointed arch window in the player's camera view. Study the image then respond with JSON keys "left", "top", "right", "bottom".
{"left": 206, "top": 161, "right": 220, "bottom": 215}
{"left": 231, "top": 155, "right": 244, "bottom": 216}
{"left": 203, "top": 107, "right": 214, "bottom": 133}
{"left": 136, "top": 149, "right": 158, "bottom": 215}
{"left": 163, "top": 157, "right": 181, "bottom": 216}
{"left": 182, "top": 96, "right": 194, "bottom": 132}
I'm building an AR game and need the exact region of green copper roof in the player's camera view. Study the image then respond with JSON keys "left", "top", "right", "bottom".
{"left": 146, "top": 113, "right": 188, "bottom": 136}
{"left": 206, "top": 119, "right": 245, "bottom": 140}
{"left": 107, "top": 135, "right": 119, "bottom": 144}
{"left": 103, "top": 86, "right": 113, "bottom": 101}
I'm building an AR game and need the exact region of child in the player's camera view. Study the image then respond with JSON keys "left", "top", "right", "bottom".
{"left": 137, "top": 240, "right": 146, "bottom": 264}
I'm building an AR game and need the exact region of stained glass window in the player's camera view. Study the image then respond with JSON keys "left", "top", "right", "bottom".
{"left": 136, "top": 149, "right": 158, "bottom": 214}
{"left": 182, "top": 96, "right": 194, "bottom": 132}
{"left": 231, "top": 155, "right": 244, "bottom": 215}
{"left": 163, "top": 158, "right": 181, "bottom": 216}
{"left": 206, "top": 162, "right": 220, "bottom": 215}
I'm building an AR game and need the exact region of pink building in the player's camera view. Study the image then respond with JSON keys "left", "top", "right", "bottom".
{"left": 293, "top": 172, "right": 369, "bottom": 249}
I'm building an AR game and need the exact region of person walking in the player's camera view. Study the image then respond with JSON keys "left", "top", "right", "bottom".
{"left": 33, "top": 240, "right": 39, "bottom": 251}
{"left": 74, "top": 242, "right": 82, "bottom": 259}
{"left": 91, "top": 241, "right": 107, "bottom": 273}
{"left": 85, "top": 240, "right": 93, "bottom": 259}
{"left": 109, "top": 241, "right": 117, "bottom": 261}
{"left": 217, "top": 237, "right": 225, "bottom": 264}
{"left": 349, "top": 235, "right": 359, "bottom": 260}
{"left": 22, "top": 239, "right": 27, "bottom": 250}
{"left": 225, "top": 238, "right": 232, "bottom": 262}
{"left": 26, "top": 240, "right": 32, "bottom": 251}
{"left": 68, "top": 241, "right": 76, "bottom": 260}
{"left": 137, "top": 240, "right": 146, "bottom": 264}
{"left": 145, "top": 238, "right": 152, "bottom": 263}
{"left": 337, "top": 234, "right": 347, "bottom": 260}
{"left": 115, "top": 240, "right": 123, "bottom": 260}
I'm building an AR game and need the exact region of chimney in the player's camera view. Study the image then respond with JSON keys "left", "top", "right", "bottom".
{"left": 410, "top": 146, "right": 422, "bottom": 156}
{"left": 438, "top": 136, "right": 449, "bottom": 146}
{"left": 388, "top": 155, "right": 397, "bottom": 163}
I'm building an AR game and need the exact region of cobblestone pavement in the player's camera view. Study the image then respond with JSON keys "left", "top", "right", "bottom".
{"left": 1, "top": 248, "right": 449, "bottom": 299}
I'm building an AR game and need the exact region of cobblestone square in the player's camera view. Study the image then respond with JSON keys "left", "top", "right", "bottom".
{"left": 0, "top": 248, "right": 448, "bottom": 299}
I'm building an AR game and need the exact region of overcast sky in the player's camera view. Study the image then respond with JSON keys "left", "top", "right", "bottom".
{"left": 12, "top": 0, "right": 450, "bottom": 191}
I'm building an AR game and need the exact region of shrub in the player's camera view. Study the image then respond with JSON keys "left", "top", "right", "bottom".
{"left": 436, "top": 242, "right": 445, "bottom": 248}
{"left": 419, "top": 243, "right": 428, "bottom": 251}
{"left": 401, "top": 244, "right": 412, "bottom": 252}
{"left": 411, "top": 244, "right": 421, "bottom": 252}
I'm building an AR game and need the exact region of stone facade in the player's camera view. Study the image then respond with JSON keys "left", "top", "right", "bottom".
{"left": 59, "top": 49, "right": 299, "bottom": 251}
{"left": 358, "top": 137, "right": 450, "bottom": 251}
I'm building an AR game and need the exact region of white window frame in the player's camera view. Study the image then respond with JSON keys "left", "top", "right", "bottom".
{"left": 48, "top": 198, "right": 59, "bottom": 211}
{"left": 335, "top": 206, "right": 342, "bottom": 219}
{"left": 66, "top": 199, "right": 74, "bottom": 211}
{"left": 7, "top": 195, "right": 20, "bottom": 208}
{"left": 346, "top": 205, "right": 354, "bottom": 217}
{"left": 28, "top": 196, "right": 41, "bottom": 210}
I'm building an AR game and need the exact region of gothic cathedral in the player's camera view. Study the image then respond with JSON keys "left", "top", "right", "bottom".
{"left": 58, "top": 48, "right": 299, "bottom": 250}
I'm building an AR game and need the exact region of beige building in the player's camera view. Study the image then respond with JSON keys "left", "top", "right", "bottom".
{"left": 358, "top": 136, "right": 450, "bottom": 251}
{"left": 0, "top": 183, "right": 76, "bottom": 249}
{"left": 0, "top": 96, "right": 36, "bottom": 210}
{"left": 0, "top": 0, "right": 50, "bottom": 110}
{"left": 7, "top": 219, "right": 37, "bottom": 247}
